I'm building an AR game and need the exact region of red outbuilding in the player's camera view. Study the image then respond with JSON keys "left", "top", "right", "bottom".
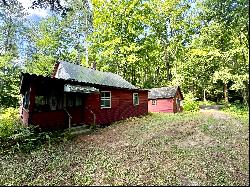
{"left": 148, "top": 86, "right": 184, "bottom": 113}
{"left": 20, "top": 61, "right": 148, "bottom": 130}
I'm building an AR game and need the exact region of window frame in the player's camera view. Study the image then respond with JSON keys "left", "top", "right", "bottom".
{"left": 75, "top": 95, "right": 83, "bottom": 107}
{"left": 152, "top": 99, "right": 157, "bottom": 106}
{"left": 101, "top": 91, "right": 111, "bottom": 109}
{"left": 23, "top": 91, "right": 30, "bottom": 111}
{"left": 133, "top": 93, "right": 139, "bottom": 106}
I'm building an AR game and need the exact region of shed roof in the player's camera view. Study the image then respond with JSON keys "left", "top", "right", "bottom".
{"left": 54, "top": 61, "right": 137, "bottom": 90}
{"left": 148, "top": 86, "right": 183, "bottom": 99}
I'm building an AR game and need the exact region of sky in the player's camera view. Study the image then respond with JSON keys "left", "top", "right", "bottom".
{"left": 18, "top": 0, "right": 49, "bottom": 20}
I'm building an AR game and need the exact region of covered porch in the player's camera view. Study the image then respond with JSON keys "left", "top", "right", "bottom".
{"left": 20, "top": 73, "right": 99, "bottom": 130}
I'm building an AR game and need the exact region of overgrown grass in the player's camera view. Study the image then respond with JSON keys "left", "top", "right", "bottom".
{"left": 198, "top": 100, "right": 217, "bottom": 106}
{"left": 0, "top": 107, "right": 75, "bottom": 154}
{"left": 0, "top": 111, "right": 249, "bottom": 185}
{"left": 221, "top": 103, "right": 249, "bottom": 123}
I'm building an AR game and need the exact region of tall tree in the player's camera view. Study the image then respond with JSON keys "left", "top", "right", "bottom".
{"left": 197, "top": 0, "right": 249, "bottom": 104}
{"left": 0, "top": 0, "right": 26, "bottom": 107}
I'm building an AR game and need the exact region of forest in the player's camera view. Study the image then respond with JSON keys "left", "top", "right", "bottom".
{"left": 0, "top": 0, "right": 249, "bottom": 109}
{"left": 0, "top": 1, "right": 249, "bottom": 185}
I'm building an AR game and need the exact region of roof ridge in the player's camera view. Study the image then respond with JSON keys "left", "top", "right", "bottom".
{"left": 150, "top": 86, "right": 178, "bottom": 89}
{"left": 59, "top": 60, "right": 116, "bottom": 75}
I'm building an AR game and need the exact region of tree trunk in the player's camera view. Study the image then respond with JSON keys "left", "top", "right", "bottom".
{"left": 203, "top": 89, "right": 207, "bottom": 101}
{"left": 77, "top": 42, "right": 80, "bottom": 65}
{"left": 164, "top": 47, "right": 171, "bottom": 81}
{"left": 242, "top": 82, "right": 249, "bottom": 106}
{"left": 224, "top": 83, "right": 228, "bottom": 103}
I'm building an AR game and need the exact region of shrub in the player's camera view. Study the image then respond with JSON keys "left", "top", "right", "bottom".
{"left": 0, "top": 107, "right": 47, "bottom": 153}
{"left": 198, "top": 100, "right": 216, "bottom": 106}
{"left": 222, "top": 102, "right": 249, "bottom": 117}
{"left": 183, "top": 92, "right": 200, "bottom": 112}
{"left": 0, "top": 107, "right": 21, "bottom": 139}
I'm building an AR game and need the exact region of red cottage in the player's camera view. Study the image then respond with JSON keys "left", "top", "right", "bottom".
{"left": 148, "top": 86, "right": 184, "bottom": 113}
{"left": 20, "top": 61, "right": 148, "bottom": 130}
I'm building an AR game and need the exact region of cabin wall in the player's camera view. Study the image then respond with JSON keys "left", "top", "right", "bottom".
{"left": 24, "top": 81, "right": 148, "bottom": 129}
{"left": 83, "top": 90, "right": 148, "bottom": 125}
{"left": 31, "top": 111, "right": 67, "bottom": 130}
{"left": 20, "top": 83, "right": 35, "bottom": 125}
{"left": 148, "top": 98, "right": 174, "bottom": 113}
{"left": 173, "top": 90, "right": 183, "bottom": 113}
{"left": 21, "top": 108, "right": 29, "bottom": 125}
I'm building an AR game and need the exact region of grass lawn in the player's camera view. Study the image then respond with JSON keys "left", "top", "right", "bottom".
{"left": 0, "top": 111, "right": 249, "bottom": 186}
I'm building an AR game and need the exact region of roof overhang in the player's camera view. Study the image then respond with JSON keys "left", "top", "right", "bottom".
{"left": 20, "top": 73, "right": 149, "bottom": 94}
{"left": 64, "top": 84, "right": 99, "bottom": 93}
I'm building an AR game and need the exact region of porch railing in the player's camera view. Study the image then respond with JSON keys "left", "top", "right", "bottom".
{"left": 64, "top": 108, "right": 72, "bottom": 129}
{"left": 85, "top": 106, "right": 96, "bottom": 125}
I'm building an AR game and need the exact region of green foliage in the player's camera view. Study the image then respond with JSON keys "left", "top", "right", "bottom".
{"left": 0, "top": 54, "right": 21, "bottom": 107}
{"left": 0, "top": 0, "right": 25, "bottom": 108}
{"left": 221, "top": 102, "right": 249, "bottom": 122}
{"left": 24, "top": 54, "right": 55, "bottom": 76}
{"left": 0, "top": 107, "right": 41, "bottom": 153}
{"left": 0, "top": 107, "right": 76, "bottom": 153}
{"left": 183, "top": 93, "right": 200, "bottom": 112}
{"left": 0, "top": 0, "right": 249, "bottom": 108}
{"left": 0, "top": 107, "right": 21, "bottom": 138}
{"left": 198, "top": 100, "right": 216, "bottom": 106}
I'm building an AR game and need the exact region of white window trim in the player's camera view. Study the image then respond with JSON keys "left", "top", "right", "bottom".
{"left": 101, "top": 91, "right": 111, "bottom": 109}
{"left": 152, "top": 99, "right": 157, "bottom": 106}
{"left": 133, "top": 93, "right": 139, "bottom": 106}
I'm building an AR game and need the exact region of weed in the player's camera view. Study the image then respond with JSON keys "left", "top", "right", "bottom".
{"left": 0, "top": 111, "right": 249, "bottom": 186}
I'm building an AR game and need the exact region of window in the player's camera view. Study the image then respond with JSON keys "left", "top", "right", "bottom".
{"left": 133, "top": 93, "right": 139, "bottom": 105}
{"left": 49, "top": 96, "right": 57, "bottom": 110}
{"left": 67, "top": 96, "right": 75, "bottom": 107}
{"left": 75, "top": 95, "right": 83, "bottom": 106}
{"left": 152, "top": 99, "right": 157, "bottom": 106}
{"left": 66, "top": 94, "right": 83, "bottom": 107}
{"left": 34, "top": 95, "right": 64, "bottom": 112}
{"left": 101, "top": 91, "right": 111, "bottom": 108}
{"left": 23, "top": 91, "right": 30, "bottom": 110}
{"left": 176, "top": 98, "right": 182, "bottom": 111}
{"left": 176, "top": 98, "right": 180, "bottom": 106}
{"left": 57, "top": 96, "right": 63, "bottom": 110}
{"left": 34, "top": 96, "right": 50, "bottom": 112}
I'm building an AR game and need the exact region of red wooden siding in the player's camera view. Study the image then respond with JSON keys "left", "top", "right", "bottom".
{"left": 148, "top": 88, "right": 183, "bottom": 113}
{"left": 31, "top": 111, "right": 67, "bottom": 129}
{"left": 21, "top": 83, "right": 148, "bottom": 130}
{"left": 20, "top": 108, "right": 29, "bottom": 125}
{"left": 82, "top": 90, "right": 148, "bottom": 125}
{"left": 148, "top": 98, "right": 174, "bottom": 113}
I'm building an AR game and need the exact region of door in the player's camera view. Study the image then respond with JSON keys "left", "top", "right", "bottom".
{"left": 176, "top": 98, "right": 181, "bottom": 112}
{"left": 65, "top": 93, "right": 84, "bottom": 126}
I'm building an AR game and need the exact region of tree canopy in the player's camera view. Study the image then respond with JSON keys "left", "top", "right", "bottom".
{"left": 0, "top": 0, "right": 249, "bottom": 108}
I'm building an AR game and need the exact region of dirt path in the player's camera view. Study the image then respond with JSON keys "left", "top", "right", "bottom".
{"left": 200, "top": 108, "right": 231, "bottom": 120}
{"left": 200, "top": 107, "right": 244, "bottom": 128}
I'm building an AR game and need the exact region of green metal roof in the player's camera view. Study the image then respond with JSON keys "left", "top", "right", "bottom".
{"left": 54, "top": 61, "right": 137, "bottom": 89}
{"left": 148, "top": 86, "right": 183, "bottom": 99}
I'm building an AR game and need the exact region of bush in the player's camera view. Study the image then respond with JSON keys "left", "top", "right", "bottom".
{"left": 0, "top": 107, "right": 21, "bottom": 139}
{"left": 222, "top": 102, "right": 249, "bottom": 117}
{"left": 198, "top": 100, "right": 216, "bottom": 106}
{"left": 0, "top": 108, "right": 41, "bottom": 153}
{"left": 183, "top": 93, "right": 200, "bottom": 112}
{"left": 0, "top": 107, "right": 76, "bottom": 153}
